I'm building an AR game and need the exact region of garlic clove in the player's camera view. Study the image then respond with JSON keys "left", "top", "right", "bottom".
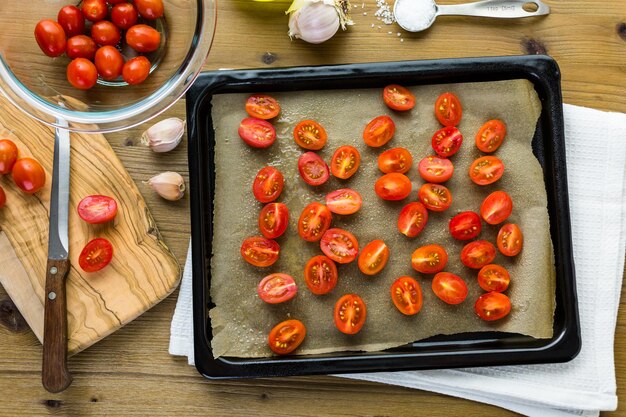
{"left": 287, "top": 0, "right": 353, "bottom": 44}
{"left": 147, "top": 172, "right": 186, "bottom": 201}
{"left": 141, "top": 117, "right": 186, "bottom": 153}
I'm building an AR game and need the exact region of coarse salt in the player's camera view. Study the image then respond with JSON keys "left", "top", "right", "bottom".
{"left": 394, "top": 0, "right": 437, "bottom": 32}
{"left": 374, "top": 0, "right": 395, "bottom": 25}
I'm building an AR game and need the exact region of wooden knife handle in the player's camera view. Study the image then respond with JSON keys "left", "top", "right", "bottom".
{"left": 42, "top": 258, "right": 72, "bottom": 393}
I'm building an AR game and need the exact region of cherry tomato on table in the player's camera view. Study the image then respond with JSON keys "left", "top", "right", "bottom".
{"left": 81, "top": 0, "right": 108, "bottom": 22}
{"left": 240, "top": 236, "right": 279, "bottom": 267}
{"left": 297, "top": 202, "right": 332, "bottom": 242}
{"left": 304, "top": 255, "right": 338, "bottom": 295}
{"left": 378, "top": 147, "right": 412, "bottom": 174}
{"left": 358, "top": 239, "right": 389, "bottom": 275}
{"left": 268, "top": 319, "right": 306, "bottom": 355}
{"left": 320, "top": 228, "right": 359, "bottom": 264}
{"left": 334, "top": 294, "right": 367, "bottom": 334}
{"left": 122, "top": 56, "right": 151, "bottom": 85}
{"left": 12, "top": 158, "right": 46, "bottom": 194}
{"left": 111, "top": 3, "right": 139, "bottom": 30}
{"left": 411, "top": 244, "right": 448, "bottom": 274}
{"left": 383, "top": 84, "right": 415, "bottom": 111}
{"left": 330, "top": 145, "right": 360, "bottom": 179}
{"left": 252, "top": 166, "right": 284, "bottom": 203}
{"left": 92, "top": 21, "right": 122, "bottom": 47}
{"left": 363, "top": 115, "right": 395, "bottom": 147}
{"left": 476, "top": 119, "right": 507, "bottom": 153}
{"left": 418, "top": 155, "right": 454, "bottom": 183}
{"left": 57, "top": 6, "right": 85, "bottom": 38}
{"left": 77, "top": 195, "right": 118, "bottom": 224}
{"left": 34, "top": 19, "right": 67, "bottom": 57}
{"left": 432, "top": 272, "right": 468, "bottom": 305}
{"left": 461, "top": 240, "right": 496, "bottom": 269}
{"left": 246, "top": 94, "right": 280, "bottom": 120}
{"left": 449, "top": 211, "right": 482, "bottom": 241}
{"left": 325, "top": 188, "right": 362, "bottom": 215}
{"left": 79, "top": 237, "right": 114, "bottom": 273}
{"left": 0, "top": 139, "right": 19, "bottom": 174}
{"left": 390, "top": 276, "right": 422, "bottom": 315}
{"left": 126, "top": 24, "right": 161, "bottom": 53}
{"left": 397, "top": 202, "right": 428, "bottom": 238}
{"left": 95, "top": 46, "right": 125, "bottom": 81}
{"left": 497, "top": 223, "right": 524, "bottom": 256}
{"left": 258, "top": 202, "right": 289, "bottom": 239}
{"left": 298, "top": 152, "right": 329, "bottom": 186}
{"left": 67, "top": 35, "right": 97, "bottom": 60}
{"left": 374, "top": 172, "right": 411, "bottom": 201}
{"left": 238, "top": 117, "right": 276, "bottom": 148}
{"left": 478, "top": 264, "right": 510, "bottom": 292}
{"left": 0, "top": 186, "right": 5, "bottom": 209}
{"left": 434, "top": 92, "right": 462, "bottom": 127}
{"left": 475, "top": 292, "right": 511, "bottom": 321}
{"left": 257, "top": 273, "right": 297, "bottom": 304}
{"left": 431, "top": 126, "right": 463, "bottom": 158}
{"left": 469, "top": 155, "right": 504, "bottom": 185}
{"left": 293, "top": 120, "right": 327, "bottom": 150}
{"left": 480, "top": 190, "right": 513, "bottom": 225}
{"left": 135, "top": 0, "right": 165, "bottom": 20}
{"left": 67, "top": 58, "right": 98, "bottom": 90}
{"left": 418, "top": 183, "right": 452, "bottom": 212}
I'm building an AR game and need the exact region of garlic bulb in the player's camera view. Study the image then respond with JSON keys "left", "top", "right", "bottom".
{"left": 287, "top": 0, "right": 352, "bottom": 44}
{"left": 141, "top": 117, "right": 185, "bottom": 153}
{"left": 147, "top": 172, "right": 186, "bottom": 201}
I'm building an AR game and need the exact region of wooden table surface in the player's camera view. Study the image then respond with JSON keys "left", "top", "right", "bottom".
{"left": 1, "top": 0, "right": 625, "bottom": 415}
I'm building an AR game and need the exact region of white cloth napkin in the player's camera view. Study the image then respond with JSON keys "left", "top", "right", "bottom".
{"left": 169, "top": 104, "right": 626, "bottom": 416}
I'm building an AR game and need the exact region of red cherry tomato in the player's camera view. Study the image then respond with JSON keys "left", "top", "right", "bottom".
{"left": 411, "top": 244, "right": 448, "bottom": 274}
{"left": 497, "top": 223, "right": 524, "bottom": 256}
{"left": 374, "top": 173, "right": 412, "bottom": 201}
{"left": 297, "top": 202, "right": 332, "bottom": 242}
{"left": 304, "top": 255, "right": 338, "bottom": 295}
{"left": 358, "top": 239, "right": 389, "bottom": 275}
{"left": 238, "top": 117, "right": 276, "bottom": 148}
{"left": 476, "top": 119, "right": 507, "bottom": 153}
{"left": 460, "top": 240, "right": 496, "bottom": 269}
{"left": 330, "top": 145, "right": 360, "bottom": 179}
{"left": 258, "top": 202, "right": 289, "bottom": 239}
{"left": 257, "top": 273, "right": 297, "bottom": 304}
{"left": 449, "top": 211, "right": 482, "bottom": 241}
{"left": 418, "top": 155, "right": 454, "bottom": 183}
{"left": 469, "top": 156, "right": 504, "bottom": 185}
{"left": 378, "top": 147, "right": 412, "bottom": 174}
{"left": 0, "top": 186, "right": 5, "bottom": 209}
{"left": 363, "top": 115, "right": 395, "bottom": 147}
{"left": 57, "top": 6, "right": 85, "bottom": 38}
{"left": 334, "top": 294, "right": 367, "bottom": 334}
{"left": 434, "top": 92, "right": 462, "bottom": 127}
{"left": 397, "top": 202, "right": 428, "bottom": 238}
{"left": 0, "top": 139, "right": 19, "bottom": 174}
{"left": 67, "top": 58, "right": 98, "bottom": 90}
{"left": 431, "top": 126, "right": 463, "bottom": 158}
{"left": 77, "top": 195, "right": 118, "bottom": 224}
{"left": 418, "top": 183, "right": 453, "bottom": 212}
{"left": 325, "top": 188, "right": 362, "bottom": 215}
{"left": 293, "top": 120, "right": 327, "bottom": 150}
{"left": 91, "top": 21, "right": 122, "bottom": 46}
{"left": 240, "top": 236, "right": 280, "bottom": 267}
{"left": 298, "top": 152, "right": 329, "bottom": 186}
{"left": 11, "top": 158, "right": 46, "bottom": 194}
{"left": 480, "top": 191, "right": 513, "bottom": 225}
{"left": 252, "top": 166, "right": 284, "bottom": 203}
{"left": 478, "top": 264, "right": 510, "bottom": 292}
{"left": 34, "top": 19, "right": 67, "bottom": 57}
{"left": 111, "top": 3, "right": 139, "bottom": 30}
{"left": 390, "top": 276, "right": 423, "bottom": 315}
{"left": 78, "top": 238, "right": 114, "bottom": 273}
{"left": 320, "top": 228, "right": 359, "bottom": 264}
{"left": 95, "top": 46, "right": 125, "bottom": 81}
{"left": 135, "top": 0, "right": 165, "bottom": 20}
{"left": 126, "top": 24, "right": 161, "bottom": 53}
{"left": 246, "top": 95, "right": 281, "bottom": 120}
{"left": 268, "top": 319, "right": 306, "bottom": 355}
{"left": 475, "top": 292, "right": 511, "bottom": 321}
{"left": 81, "top": 0, "right": 108, "bottom": 22}
{"left": 432, "top": 272, "right": 468, "bottom": 305}
{"left": 383, "top": 84, "right": 415, "bottom": 111}
{"left": 66, "top": 35, "right": 97, "bottom": 60}
{"left": 122, "top": 56, "right": 151, "bottom": 85}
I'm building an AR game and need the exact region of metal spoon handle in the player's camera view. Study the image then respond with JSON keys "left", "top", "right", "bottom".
{"left": 437, "top": 0, "right": 550, "bottom": 18}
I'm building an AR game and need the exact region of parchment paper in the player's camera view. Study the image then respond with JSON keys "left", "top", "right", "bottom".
{"left": 209, "top": 79, "right": 555, "bottom": 358}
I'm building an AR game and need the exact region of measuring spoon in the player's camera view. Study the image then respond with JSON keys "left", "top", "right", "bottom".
{"left": 394, "top": 0, "right": 550, "bottom": 32}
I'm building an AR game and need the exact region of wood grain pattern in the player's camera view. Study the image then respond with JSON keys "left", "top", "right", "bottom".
{"left": 0, "top": 0, "right": 625, "bottom": 415}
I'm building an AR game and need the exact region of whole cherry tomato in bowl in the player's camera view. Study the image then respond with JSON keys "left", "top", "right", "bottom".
{"left": 34, "top": 19, "right": 67, "bottom": 57}
{"left": 57, "top": 5, "right": 85, "bottom": 38}
{"left": 66, "top": 35, "right": 97, "bottom": 60}
{"left": 67, "top": 58, "right": 98, "bottom": 90}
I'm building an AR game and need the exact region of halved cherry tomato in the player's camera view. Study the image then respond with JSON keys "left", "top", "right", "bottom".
{"left": 304, "top": 255, "right": 338, "bottom": 295}
{"left": 67, "top": 58, "right": 98, "bottom": 90}
{"left": 434, "top": 92, "right": 462, "bottom": 127}
{"left": 330, "top": 145, "right": 360, "bottom": 179}
{"left": 258, "top": 202, "right": 289, "bottom": 239}
{"left": 497, "top": 223, "right": 524, "bottom": 256}
{"left": 134, "top": 0, "right": 165, "bottom": 20}
{"left": 358, "top": 240, "right": 389, "bottom": 275}
{"left": 268, "top": 319, "right": 306, "bottom": 355}
{"left": 431, "top": 126, "right": 463, "bottom": 158}
{"left": 91, "top": 21, "right": 122, "bottom": 46}
{"left": 460, "top": 240, "right": 496, "bottom": 269}
{"left": 390, "top": 276, "right": 422, "bottom": 315}
{"left": 57, "top": 5, "right": 85, "bottom": 38}
{"left": 418, "top": 183, "right": 452, "bottom": 212}
{"left": 378, "top": 148, "right": 413, "bottom": 175}
{"left": 238, "top": 117, "right": 276, "bottom": 148}
{"left": 418, "top": 155, "right": 454, "bottom": 183}
{"left": 34, "top": 19, "right": 67, "bottom": 57}
{"left": 111, "top": 3, "right": 139, "bottom": 30}
{"left": 411, "top": 244, "right": 448, "bottom": 274}
{"left": 449, "top": 211, "right": 482, "bottom": 241}
{"left": 12, "top": 158, "right": 46, "bottom": 194}
{"left": 480, "top": 191, "right": 513, "bottom": 225}
{"left": 126, "top": 24, "right": 161, "bottom": 52}
{"left": 334, "top": 294, "right": 367, "bottom": 334}
{"left": 374, "top": 173, "right": 411, "bottom": 201}
{"left": 67, "top": 35, "right": 97, "bottom": 60}
{"left": 0, "top": 186, "right": 5, "bottom": 209}
{"left": 432, "top": 272, "right": 468, "bottom": 305}
{"left": 325, "top": 188, "right": 362, "bottom": 215}
{"left": 77, "top": 195, "right": 118, "bottom": 224}
{"left": 397, "top": 202, "right": 428, "bottom": 238}
{"left": 78, "top": 238, "right": 114, "bottom": 273}
{"left": 383, "top": 85, "right": 415, "bottom": 111}
{"left": 298, "top": 152, "right": 329, "bottom": 186}
{"left": 298, "top": 202, "right": 332, "bottom": 242}
{"left": 293, "top": 120, "right": 327, "bottom": 150}
{"left": 257, "top": 273, "right": 297, "bottom": 304}
{"left": 476, "top": 119, "right": 507, "bottom": 153}
{"left": 475, "top": 292, "right": 511, "bottom": 321}
{"left": 122, "top": 56, "right": 151, "bottom": 85}
{"left": 478, "top": 264, "right": 510, "bottom": 292}
{"left": 81, "top": 0, "right": 108, "bottom": 22}
{"left": 363, "top": 115, "right": 395, "bottom": 147}
{"left": 95, "top": 46, "right": 124, "bottom": 81}
{"left": 0, "top": 139, "right": 19, "bottom": 174}
{"left": 245, "top": 94, "right": 280, "bottom": 120}
{"left": 240, "top": 236, "right": 279, "bottom": 267}
{"left": 321, "top": 228, "right": 359, "bottom": 264}
{"left": 252, "top": 166, "right": 284, "bottom": 203}
{"left": 469, "top": 156, "right": 504, "bottom": 185}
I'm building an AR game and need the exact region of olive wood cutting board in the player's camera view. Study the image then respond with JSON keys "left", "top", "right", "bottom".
{"left": 0, "top": 96, "right": 181, "bottom": 355}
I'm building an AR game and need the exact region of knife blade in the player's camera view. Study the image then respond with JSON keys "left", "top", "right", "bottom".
{"left": 42, "top": 120, "right": 72, "bottom": 393}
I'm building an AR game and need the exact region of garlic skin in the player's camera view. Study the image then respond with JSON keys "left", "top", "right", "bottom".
{"left": 287, "top": 0, "right": 352, "bottom": 44}
{"left": 147, "top": 172, "right": 186, "bottom": 201}
{"left": 141, "top": 118, "right": 186, "bottom": 153}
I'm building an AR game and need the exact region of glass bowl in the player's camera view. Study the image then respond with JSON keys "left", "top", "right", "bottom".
{"left": 0, "top": 0, "right": 216, "bottom": 133}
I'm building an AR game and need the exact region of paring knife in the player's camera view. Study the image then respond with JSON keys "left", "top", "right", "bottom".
{"left": 42, "top": 120, "right": 72, "bottom": 393}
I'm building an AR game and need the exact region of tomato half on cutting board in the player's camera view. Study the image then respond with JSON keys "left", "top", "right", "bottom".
{"left": 79, "top": 238, "right": 114, "bottom": 272}
{"left": 77, "top": 195, "right": 118, "bottom": 224}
